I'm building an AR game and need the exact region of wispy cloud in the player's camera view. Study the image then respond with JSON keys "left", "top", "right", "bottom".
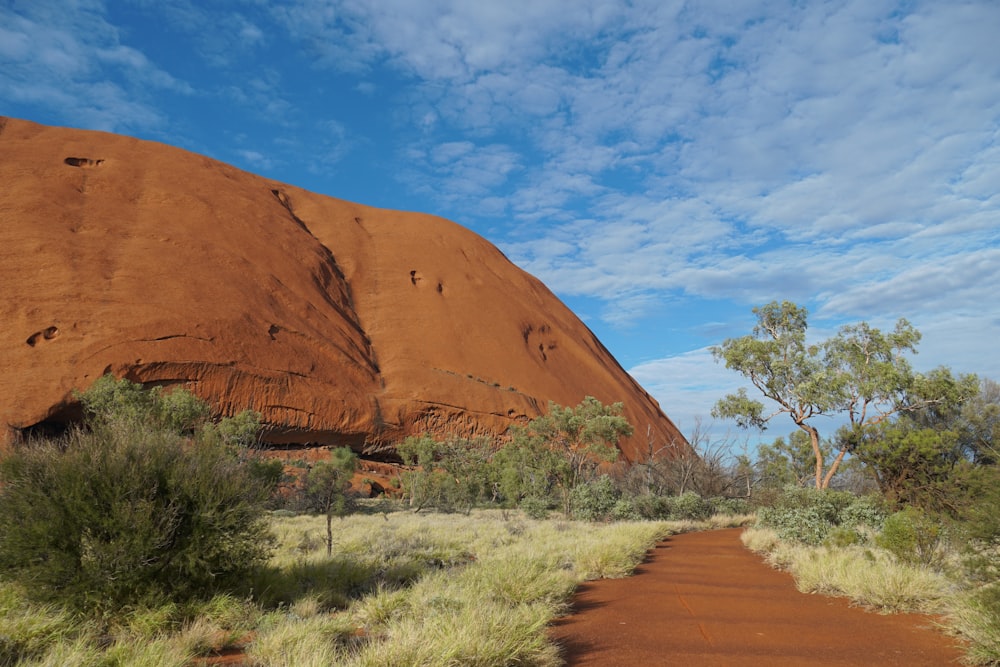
{"left": 3, "top": 0, "right": 997, "bottom": 429}
{"left": 0, "top": 3, "right": 194, "bottom": 132}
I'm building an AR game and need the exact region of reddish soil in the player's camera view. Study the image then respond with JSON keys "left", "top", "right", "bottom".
{"left": 551, "top": 528, "right": 966, "bottom": 666}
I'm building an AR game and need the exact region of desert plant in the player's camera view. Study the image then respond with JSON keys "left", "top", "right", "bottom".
{"left": 302, "top": 447, "right": 359, "bottom": 555}
{"left": 569, "top": 475, "right": 620, "bottom": 521}
{"left": 671, "top": 491, "right": 714, "bottom": 520}
{"left": 756, "top": 487, "right": 884, "bottom": 545}
{"left": 0, "top": 378, "right": 276, "bottom": 612}
{"left": 876, "top": 506, "right": 945, "bottom": 567}
{"left": 397, "top": 435, "right": 492, "bottom": 512}
{"left": 948, "top": 585, "right": 1000, "bottom": 665}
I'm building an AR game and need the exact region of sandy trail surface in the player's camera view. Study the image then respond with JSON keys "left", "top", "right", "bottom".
{"left": 551, "top": 528, "right": 965, "bottom": 666}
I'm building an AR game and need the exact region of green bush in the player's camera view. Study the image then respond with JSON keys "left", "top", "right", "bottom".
{"left": 518, "top": 496, "right": 552, "bottom": 520}
{"left": 757, "top": 487, "right": 885, "bottom": 546}
{"left": 839, "top": 493, "right": 886, "bottom": 531}
{"left": 629, "top": 493, "right": 674, "bottom": 520}
{"left": 671, "top": 491, "right": 714, "bottom": 521}
{"left": 0, "top": 377, "right": 276, "bottom": 612}
{"left": 611, "top": 498, "right": 641, "bottom": 521}
{"left": 824, "top": 525, "right": 863, "bottom": 548}
{"left": 876, "top": 507, "right": 944, "bottom": 567}
{"left": 710, "top": 496, "right": 752, "bottom": 516}
{"left": 961, "top": 466, "right": 1000, "bottom": 586}
{"left": 569, "top": 476, "right": 619, "bottom": 521}
{"left": 77, "top": 374, "right": 211, "bottom": 434}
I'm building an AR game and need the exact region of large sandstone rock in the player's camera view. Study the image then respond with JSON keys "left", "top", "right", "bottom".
{"left": 0, "top": 117, "right": 688, "bottom": 461}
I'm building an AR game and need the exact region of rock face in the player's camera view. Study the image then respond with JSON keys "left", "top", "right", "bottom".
{"left": 0, "top": 117, "right": 688, "bottom": 461}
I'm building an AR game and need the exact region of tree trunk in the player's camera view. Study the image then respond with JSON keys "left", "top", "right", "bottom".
{"left": 821, "top": 447, "right": 849, "bottom": 489}
{"left": 326, "top": 511, "right": 333, "bottom": 557}
{"left": 798, "top": 422, "right": 823, "bottom": 489}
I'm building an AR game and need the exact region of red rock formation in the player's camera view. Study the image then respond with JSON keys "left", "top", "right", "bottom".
{"left": 0, "top": 117, "right": 688, "bottom": 461}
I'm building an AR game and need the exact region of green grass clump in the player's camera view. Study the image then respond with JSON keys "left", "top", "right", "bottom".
{"left": 947, "top": 585, "right": 1000, "bottom": 665}
{"left": 742, "top": 525, "right": 951, "bottom": 613}
{"left": 0, "top": 507, "right": 739, "bottom": 666}
{"left": 0, "top": 582, "right": 76, "bottom": 666}
{"left": 244, "top": 511, "right": 697, "bottom": 666}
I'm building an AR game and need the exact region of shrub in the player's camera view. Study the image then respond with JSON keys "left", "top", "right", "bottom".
{"left": 757, "top": 487, "right": 884, "bottom": 546}
{"left": 77, "top": 374, "right": 211, "bottom": 434}
{"left": 629, "top": 493, "right": 674, "bottom": 520}
{"left": 824, "top": 526, "right": 862, "bottom": 548}
{"left": 876, "top": 506, "right": 944, "bottom": 567}
{"left": 961, "top": 466, "right": 1000, "bottom": 586}
{"left": 569, "top": 476, "right": 619, "bottom": 521}
{"left": 710, "top": 496, "right": 753, "bottom": 516}
{"left": 611, "top": 498, "right": 641, "bottom": 521}
{"left": 671, "top": 491, "right": 714, "bottom": 521}
{"left": 519, "top": 496, "right": 552, "bottom": 520}
{"left": 0, "top": 378, "right": 276, "bottom": 612}
{"left": 949, "top": 584, "right": 1000, "bottom": 665}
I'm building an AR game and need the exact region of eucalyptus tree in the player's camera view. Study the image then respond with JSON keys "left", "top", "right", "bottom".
{"left": 304, "top": 447, "right": 358, "bottom": 555}
{"left": 712, "top": 301, "right": 971, "bottom": 489}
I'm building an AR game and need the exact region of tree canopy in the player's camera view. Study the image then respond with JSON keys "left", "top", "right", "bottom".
{"left": 712, "top": 301, "right": 976, "bottom": 489}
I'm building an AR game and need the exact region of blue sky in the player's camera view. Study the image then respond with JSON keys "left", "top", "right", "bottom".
{"left": 3, "top": 0, "right": 999, "bottom": 444}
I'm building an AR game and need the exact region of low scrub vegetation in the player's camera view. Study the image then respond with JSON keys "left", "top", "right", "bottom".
{"left": 0, "top": 508, "right": 748, "bottom": 666}
{"left": 2, "top": 362, "right": 998, "bottom": 665}
{"left": 0, "top": 375, "right": 763, "bottom": 665}
{"left": 0, "top": 375, "right": 278, "bottom": 613}
{"left": 743, "top": 486, "right": 1000, "bottom": 664}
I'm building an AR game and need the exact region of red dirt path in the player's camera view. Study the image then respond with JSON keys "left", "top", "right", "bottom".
{"left": 551, "top": 528, "right": 966, "bottom": 666}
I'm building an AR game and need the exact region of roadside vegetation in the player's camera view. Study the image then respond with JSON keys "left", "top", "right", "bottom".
{"left": 717, "top": 302, "right": 1000, "bottom": 665}
{"left": 1, "top": 298, "right": 996, "bottom": 665}
{"left": 0, "top": 376, "right": 749, "bottom": 666}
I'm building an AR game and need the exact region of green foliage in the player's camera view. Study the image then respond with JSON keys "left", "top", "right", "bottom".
{"left": 961, "top": 466, "right": 1000, "bottom": 586}
{"left": 0, "top": 426, "right": 276, "bottom": 611}
{"left": 491, "top": 437, "right": 565, "bottom": 508}
{"left": 876, "top": 507, "right": 944, "bottom": 567}
{"left": 756, "top": 431, "right": 828, "bottom": 489}
{"left": 951, "top": 584, "right": 1000, "bottom": 666}
{"left": 713, "top": 302, "right": 969, "bottom": 490}
{"left": 824, "top": 525, "right": 863, "bottom": 548}
{"left": 756, "top": 487, "right": 885, "bottom": 546}
{"left": 303, "top": 448, "right": 359, "bottom": 556}
{"left": 202, "top": 408, "right": 265, "bottom": 449}
{"left": 851, "top": 422, "right": 969, "bottom": 514}
{"left": 395, "top": 398, "right": 632, "bottom": 518}
{"left": 628, "top": 493, "right": 674, "bottom": 520}
{"left": 569, "top": 476, "right": 620, "bottom": 521}
{"left": 671, "top": 491, "right": 714, "bottom": 521}
{"left": 0, "top": 583, "right": 75, "bottom": 666}
{"left": 77, "top": 374, "right": 212, "bottom": 434}
{"left": 957, "top": 378, "right": 1000, "bottom": 465}
{"left": 711, "top": 301, "right": 829, "bottom": 429}
{"left": 710, "top": 496, "right": 753, "bottom": 516}
{"left": 518, "top": 496, "right": 553, "bottom": 520}
{"left": 398, "top": 435, "right": 493, "bottom": 512}
{"left": 508, "top": 396, "right": 632, "bottom": 513}
{"left": 0, "top": 376, "right": 276, "bottom": 612}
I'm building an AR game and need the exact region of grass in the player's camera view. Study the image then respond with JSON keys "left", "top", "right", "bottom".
{"left": 741, "top": 527, "right": 952, "bottom": 613}
{"left": 741, "top": 525, "right": 1000, "bottom": 665}
{"left": 947, "top": 586, "right": 1000, "bottom": 665}
{"left": 246, "top": 510, "right": 687, "bottom": 666}
{"left": 0, "top": 508, "right": 743, "bottom": 667}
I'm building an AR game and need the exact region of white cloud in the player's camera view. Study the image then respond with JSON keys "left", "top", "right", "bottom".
{"left": 0, "top": 2, "right": 193, "bottom": 132}
{"left": 4, "top": 0, "right": 997, "bottom": 422}
{"left": 234, "top": 149, "right": 275, "bottom": 170}
{"left": 629, "top": 347, "right": 748, "bottom": 441}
